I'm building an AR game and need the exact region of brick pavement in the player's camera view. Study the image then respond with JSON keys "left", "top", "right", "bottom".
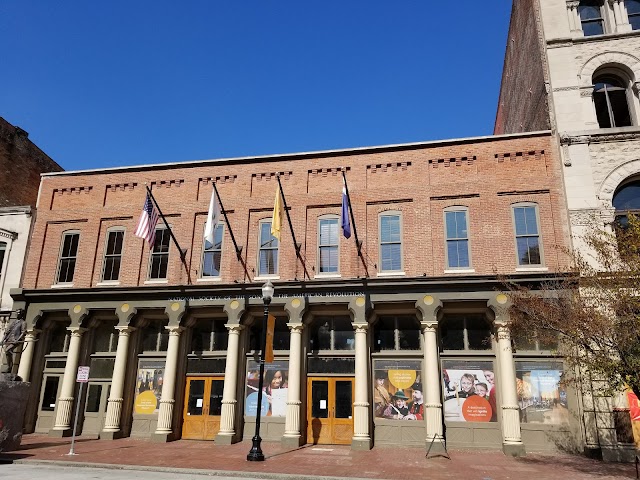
{"left": 0, "top": 434, "right": 636, "bottom": 480}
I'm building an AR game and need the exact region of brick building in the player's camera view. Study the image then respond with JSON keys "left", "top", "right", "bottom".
{"left": 496, "top": 0, "right": 640, "bottom": 461}
{"left": 0, "top": 118, "right": 62, "bottom": 372}
{"left": 11, "top": 130, "right": 578, "bottom": 455}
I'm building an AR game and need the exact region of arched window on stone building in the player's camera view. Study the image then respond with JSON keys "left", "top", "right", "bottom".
{"left": 593, "top": 71, "right": 633, "bottom": 128}
{"left": 613, "top": 179, "right": 640, "bottom": 226}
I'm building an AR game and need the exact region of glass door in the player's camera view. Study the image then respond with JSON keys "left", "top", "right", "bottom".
{"left": 182, "top": 376, "right": 224, "bottom": 440}
{"left": 307, "top": 377, "right": 354, "bottom": 445}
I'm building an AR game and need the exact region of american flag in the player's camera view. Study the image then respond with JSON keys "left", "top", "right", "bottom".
{"left": 134, "top": 193, "right": 159, "bottom": 246}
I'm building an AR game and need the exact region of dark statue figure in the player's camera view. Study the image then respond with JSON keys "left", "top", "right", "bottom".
{"left": 1, "top": 309, "right": 26, "bottom": 374}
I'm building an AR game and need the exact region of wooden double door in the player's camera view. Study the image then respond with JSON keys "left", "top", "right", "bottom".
{"left": 182, "top": 376, "right": 224, "bottom": 440}
{"left": 307, "top": 377, "right": 354, "bottom": 445}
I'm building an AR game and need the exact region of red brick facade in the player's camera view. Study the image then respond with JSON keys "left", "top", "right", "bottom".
{"left": 0, "top": 117, "right": 62, "bottom": 208}
{"left": 22, "top": 132, "right": 570, "bottom": 289}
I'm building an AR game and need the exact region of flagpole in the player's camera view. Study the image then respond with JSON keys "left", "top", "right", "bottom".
{"left": 211, "top": 182, "right": 252, "bottom": 281}
{"left": 341, "top": 170, "right": 369, "bottom": 277}
{"left": 275, "top": 175, "right": 311, "bottom": 280}
{"left": 145, "top": 185, "right": 187, "bottom": 261}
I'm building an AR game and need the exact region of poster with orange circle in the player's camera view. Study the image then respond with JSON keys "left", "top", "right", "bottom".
{"left": 388, "top": 370, "right": 417, "bottom": 390}
{"left": 462, "top": 395, "right": 492, "bottom": 422}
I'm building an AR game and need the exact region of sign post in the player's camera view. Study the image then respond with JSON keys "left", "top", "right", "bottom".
{"left": 67, "top": 366, "right": 90, "bottom": 456}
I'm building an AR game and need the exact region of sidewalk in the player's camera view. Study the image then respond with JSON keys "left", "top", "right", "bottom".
{"left": 0, "top": 434, "right": 636, "bottom": 480}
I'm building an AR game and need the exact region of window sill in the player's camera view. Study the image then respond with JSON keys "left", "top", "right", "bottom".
{"left": 96, "top": 281, "right": 121, "bottom": 287}
{"left": 376, "top": 271, "right": 406, "bottom": 277}
{"left": 254, "top": 275, "right": 280, "bottom": 282}
{"left": 314, "top": 273, "right": 341, "bottom": 279}
{"left": 196, "top": 277, "right": 222, "bottom": 283}
{"left": 50, "top": 283, "right": 74, "bottom": 289}
{"left": 515, "top": 266, "right": 548, "bottom": 272}
{"left": 144, "top": 279, "right": 169, "bottom": 285}
{"left": 444, "top": 269, "right": 475, "bottom": 274}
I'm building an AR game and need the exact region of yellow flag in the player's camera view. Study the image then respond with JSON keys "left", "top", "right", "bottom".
{"left": 271, "top": 186, "right": 283, "bottom": 240}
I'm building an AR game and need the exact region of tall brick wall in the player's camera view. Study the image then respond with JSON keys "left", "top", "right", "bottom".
{"left": 22, "top": 132, "right": 570, "bottom": 290}
{"left": 494, "top": 0, "right": 551, "bottom": 135}
{"left": 0, "top": 117, "right": 63, "bottom": 208}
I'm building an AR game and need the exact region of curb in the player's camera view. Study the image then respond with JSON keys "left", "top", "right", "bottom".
{"left": 1, "top": 458, "right": 379, "bottom": 480}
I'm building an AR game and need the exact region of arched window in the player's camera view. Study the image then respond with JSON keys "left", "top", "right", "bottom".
{"left": 579, "top": 0, "right": 605, "bottom": 36}
{"left": 626, "top": 0, "right": 640, "bottom": 30}
{"left": 593, "top": 73, "right": 633, "bottom": 128}
{"left": 613, "top": 179, "right": 640, "bottom": 227}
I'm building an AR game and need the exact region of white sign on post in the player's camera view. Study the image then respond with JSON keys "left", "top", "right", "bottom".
{"left": 76, "top": 366, "right": 90, "bottom": 383}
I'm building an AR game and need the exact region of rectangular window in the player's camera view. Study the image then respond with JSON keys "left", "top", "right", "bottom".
{"left": 513, "top": 205, "right": 542, "bottom": 266}
{"left": 445, "top": 209, "right": 470, "bottom": 268}
{"left": 515, "top": 362, "right": 569, "bottom": 425}
{"left": 149, "top": 228, "right": 170, "bottom": 279}
{"left": 57, "top": 232, "right": 80, "bottom": 284}
{"left": 379, "top": 214, "right": 402, "bottom": 272}
{"left": 318, "top": 217, "right": 339, "bottom": 274}
{"left": 202, "top": 225, "right": 223, "bottom": 277}
{"left": 579, "top": 1, "right": 605, "bottom": 36}
{"left": 102, "top": 230, "right": 124, "bottom": 282}
{"left": 258, "top": 221, "right": 278, "bottom": 276}
{"left": 626, "top": 0, "right": 640, "bottom": 29}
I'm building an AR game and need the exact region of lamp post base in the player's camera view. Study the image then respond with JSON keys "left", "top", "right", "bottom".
{"left": 246, "top": 435, "right": 265, "bottom": 461}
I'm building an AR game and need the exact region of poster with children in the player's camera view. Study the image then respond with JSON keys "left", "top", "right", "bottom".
{"left": 372, "top": 359, "right": 423, "bottom": 421}
{"left": 442, "top": 360, "right": 497, "bottom": 423}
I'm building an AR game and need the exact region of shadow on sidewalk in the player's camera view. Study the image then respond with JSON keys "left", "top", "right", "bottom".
{"left": 516, "top": 455, "right": 636, "bottom": 479}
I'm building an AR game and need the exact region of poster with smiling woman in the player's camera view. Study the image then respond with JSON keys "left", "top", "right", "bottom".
{"left": 442, "top": 360, "right": 497, "bottom": 423}
{"left": 245, "top": 360, "right": 289, "bottom": 417}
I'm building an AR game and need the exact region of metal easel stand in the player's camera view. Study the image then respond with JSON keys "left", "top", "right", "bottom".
{"left": 426, "top": 434, "right": 450, "bottom": 460}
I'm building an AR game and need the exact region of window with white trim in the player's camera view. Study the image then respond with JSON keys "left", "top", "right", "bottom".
{"left": 318, "top": 216, "right": 339, "bottom": 274}
{"left": 149, "top": 227, "right": 170, "bottom": 279}
{"left": 56, "top": 231, "right": 80, "bottom": 284}
{"left": 202, "top": 224, "right": 223, "bottom": 278}
{"left": 593, "top": 72, "right": 633, "bottom": 128}
{"left": 379, "top": 212, "right": 402, "bottom": 272}
{"left": 625, "top": 0, "right": 640, "bottom": 29}
{"left": 444, "top": 207, "right": 471, "bottom": 269}
{"left": 258, "top": 220, "right": 278, "bottom": 276}
{"left": 579, "top": 0, "right": 605, "bottom": 35}
{"left": 102, "top": 229, "right": 124, "bottom": 282}
{"left": 512, "top": 204, "right": 543, "bottom": 267}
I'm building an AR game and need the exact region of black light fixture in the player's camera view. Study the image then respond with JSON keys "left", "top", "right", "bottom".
{"left": 247, "top": 280, "right": 274, "bottom": 462}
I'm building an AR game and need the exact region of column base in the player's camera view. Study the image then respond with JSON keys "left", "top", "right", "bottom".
{"left": 281, "top": 434, "right": 304, "bottom": 449}
{"left": 48, "top": 428, "right": 72, "bottom": 438}
{"left": 151, "top": 431, "right": 176, "bottom": 443}
{"left": 351, "top": 437, "right": 372, "bottom": 450}
{"left": 502, "top": 442, "right": 526, "bottom": 457}
{"left": 100, "top": 430, "right": 125, "bottom": 440}
{"left": 214, "top": 432, "right": 239, "bottom": 445}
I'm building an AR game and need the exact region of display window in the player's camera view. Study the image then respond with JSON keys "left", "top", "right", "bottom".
{"left": 515, "top": 361, "right": 568, "bottom": 424}
{"left": 442, "top": 360, "right": 497, "bottom": 423}
{"left": 372, "top": 359, "right": 423, "bottom": 421}
{"left": 134, "top": 360, "right": 164, "bottom": 414}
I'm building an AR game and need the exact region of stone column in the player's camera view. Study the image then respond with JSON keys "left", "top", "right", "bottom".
{"left": 50, "top": 326, "right": 86, "bottom": 437}
{"left": 282, "top": 296, "right": 306, "bottom": 448}
{"left": 17, "top": 329, "right": 40, "bottom": 382}
{"left": 416, "top": 295, "right": 444, "bottom": 452}
{"left": 610, "top": 0, "right": 632, "bottom": 31}
{"left": 489, "top": 293, "right": 524, "bottom": 456}
{"left": 216, "top": 324, "right": 244, "bottom": 444}
{"left": 153, "top": 325, "right": 183, "bottom": 440}
{"left": 349, "top": 296, "right": 371, "bottom": 450}
{"left": 567, "top": 1, "right": 582, "bottom": 35}
{"left": 101, "top": 326, "right": 135, "bottom": 439}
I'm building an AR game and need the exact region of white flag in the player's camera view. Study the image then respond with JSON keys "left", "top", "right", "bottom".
{"left": 204, "top": 187, "right": 221, "bottom": 245}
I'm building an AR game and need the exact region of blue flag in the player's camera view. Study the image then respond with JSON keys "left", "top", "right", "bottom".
{"left": 341, "top": 177, "right": 352, "bottom": 239}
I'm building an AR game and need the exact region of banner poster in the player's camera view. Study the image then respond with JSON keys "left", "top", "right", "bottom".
{"left": 373, "top": 359, "right": 423, "bottom": 420}
{"left": 442, "top": 360, "right": 497, "bottom": 423}
{"left": 245, "top": 360, "right": 288, "bottom": 417}
{"left": 134, "top": 360, "right": 164, "bottom": 414}
{"left": 627, "top": 391, "right": 640, "bottom": 447}
{"left": 515, "top": 361, "right": 568, "bottom": 424}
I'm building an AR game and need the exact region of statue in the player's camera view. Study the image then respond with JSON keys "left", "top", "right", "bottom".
{"left": 1, "top": 309, "right": 26, "bottom": 374}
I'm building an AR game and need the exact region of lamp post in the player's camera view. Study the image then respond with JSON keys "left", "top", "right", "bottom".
{"left": 247, "top": 280, "right": 274, "bottom": 462}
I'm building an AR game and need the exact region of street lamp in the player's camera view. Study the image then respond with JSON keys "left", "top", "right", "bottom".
{"left": 247, "top": 280, "right": 274, "bottom": 462}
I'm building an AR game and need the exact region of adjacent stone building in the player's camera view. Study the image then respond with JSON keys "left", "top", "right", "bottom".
{"left": 496, "top": 0, "right": 640, "bottom": 461}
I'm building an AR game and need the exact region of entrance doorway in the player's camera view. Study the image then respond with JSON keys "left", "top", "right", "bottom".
{"left": 35, "top": 373, "right": 63, "bottom": 433}
{"left": 84, "top": 381, "right": 111, "bottom": 436}
{"left": 306, "top": 377, "right": 354, "bottom": 445}
{"left": 181, "top": 376, "right": 224, "bottom": 440}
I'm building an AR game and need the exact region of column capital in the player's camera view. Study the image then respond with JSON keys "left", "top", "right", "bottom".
{"left": 566, "top": 0, "right": 580, "bottom": 8}
{"left": 24, "top": 328, "right": 41, "bottom": 338}
{"left": 166, "top": 325, "right": 184, "bottom": 336}
{"left": 284, "top": 297, "right": 307, "bottom": 322}
{"left": 25, "top": 306, "right": 43, "bottom": 329}
{"left": 225, "top": 323, "right": 245, "bottom": 334}
{"left": 487, "top": 294, "right": 511, "bottom": 324}
{"left": 287, "top": 323, "right": 304, "bottom": 333}
{"left": 415, "top": 295, "right": 442, "bottom": 323}
{"left": 348, "top": 296, "right": 368, "bottom": 323}
{"left": 420, "top": 321, "right": 438, "bottom": 333}
{"left": 496, "top": 323, "right": 511, "bottom": 341}
{"left": 115, "top": 325, "right": 136, "bottom": 336}
{"left": 68, "top": 304, "right": 90, "bottom": 326}
{"left": 353, "top": 323, "right": 369, "bottom": 333}
{"left": 67, "top": 326, "right": 87, "bottom": 337}
{"left": 116, "top": 304, "right": 137, "bottom": 325}
{"left": 223, "top": 298, "right": 245, "bottom": 323}
{"left": 165, "top": 301, "right": 187, "bottom": 325}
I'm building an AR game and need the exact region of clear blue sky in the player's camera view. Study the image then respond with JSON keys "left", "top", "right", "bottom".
{"left": 1, "top": 1, "right": 511, "bottom": 171}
